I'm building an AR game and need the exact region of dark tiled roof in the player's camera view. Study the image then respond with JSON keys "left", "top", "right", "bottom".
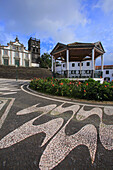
{"left": 67, "top": 42, "right": 94, "bottom": 46}
{"left": 96, "top": 65, "right": 113, "bottom": 70}
{"left": 51, "top": 41, "right": 105, "bottom": 54}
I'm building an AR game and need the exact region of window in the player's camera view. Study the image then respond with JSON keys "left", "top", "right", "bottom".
{"left": 33, "top": 48, "right": 35, "bottom": 52}
{"left": 104, "top": 77, "right": 110, "bottom": 82}
{"left": 15, "top": 59, "right": 20, "bottom": 67}
{"left": 74, "top": 70, "right": 76, "bottom": 74}
{"left": 86, "top": 70, "right": 88, "bottom": 74}
{"left": 106, "top": 70, "right": 109, "bottom": 74}
{"left": 86, "top": 62, "right": 90, "bottom": 66}
{"left": 71, "top": 70, "right": 74, "bottom": 74}
{"left": 4, "top": 50, "right": 8, "bottom": 56}
{"left": 26, "top": 53, "right": 28, "bottom": 59}
{"left": 13, "top": 46, "right": 16, "bottom": 50}
{"left": 72, "top": 63, "right": 75, "bottom": 67}
{"left": 64, "top": 71, "right": 66, "bottom": 75}
{"left": 86, "top": 70, "right": 90, "bottom": 74}
{"left": 63, "top": 64, "right": 65, "bottom": 67}
{"left": 25, "top": 60, "right": 29, "bottom": 67}
{"left": 4, "top": 59, "right": 8, "bottom": 66}
{"left": 78, "top": 63, "right": 83, "bottom": 66}
{"left": 19, "top": 47, "right": 21, "bottom": 51}
{"left": 15, "top": 52, "right": 19, "bottom": 58}
{"left": 31, "top": 41, "right": 34, "bottom": 45}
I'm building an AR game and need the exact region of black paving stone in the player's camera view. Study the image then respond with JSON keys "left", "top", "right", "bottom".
{"left": 0, "top": 79, "right": 113, "bottom": 170}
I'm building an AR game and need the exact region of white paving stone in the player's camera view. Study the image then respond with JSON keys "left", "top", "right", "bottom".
{"left": 104, "top": 106, "right": 113, "bottom": 115}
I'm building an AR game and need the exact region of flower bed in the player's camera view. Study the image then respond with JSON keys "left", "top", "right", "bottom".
{"left": 29, "top": 78, "right": 113, "bottom": 101}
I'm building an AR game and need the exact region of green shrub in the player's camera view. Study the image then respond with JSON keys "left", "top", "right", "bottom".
{"left": 29, "top": 78, "right": 113, "bottom": 101}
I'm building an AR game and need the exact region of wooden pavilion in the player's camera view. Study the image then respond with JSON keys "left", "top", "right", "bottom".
{"left": 50, "top": 41, "right": 105, "bottom": 79}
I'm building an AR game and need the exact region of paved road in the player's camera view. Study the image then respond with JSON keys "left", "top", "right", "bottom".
{"left": 0, "top": 79, "right": 113, "bottom": 170}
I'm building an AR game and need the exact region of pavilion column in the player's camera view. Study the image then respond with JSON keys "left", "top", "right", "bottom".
{"left": 0, "top": 49, "right": 1, "bottom": 65}
{"left": 101, "top": 55, "right": 104, "bottom": 78}
{"left": 80, "top": 61, "right": 82, "bottom": 78}
{"left": 92, "top": 48, "right": 95, "bottom": 78}
{"left": 54, "top": 59, "right": 56, "bottom": 73}
{"left": 66, "top": 49, "right": 69, "bottom": 78}
{"left": 10, "top": 50, "right": 12, "bottom": 65}
{"left": 51, "top": 55, "right": 54, "bottom": 73}
{"left": 94, "top": 59, "right": 96, "bottom": 68}
{"left": 22, "top": 52, "right": 24, "bottom": 66}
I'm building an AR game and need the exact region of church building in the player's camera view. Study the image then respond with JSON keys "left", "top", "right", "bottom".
{"left": 0, "top": 36, "right": 40, "bottom": 67}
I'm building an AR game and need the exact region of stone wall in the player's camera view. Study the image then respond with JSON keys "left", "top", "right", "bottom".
{"left": 0, "top": 65, "right": 52, "bottom": 80}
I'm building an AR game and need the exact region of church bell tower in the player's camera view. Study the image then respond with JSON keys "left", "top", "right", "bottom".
{"left": 28, "top": 37, "right": 40, "bottom": 67}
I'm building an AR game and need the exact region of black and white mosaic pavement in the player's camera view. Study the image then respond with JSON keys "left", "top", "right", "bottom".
{"left": 0, "top": 79, "right": 113, "bottom": 170}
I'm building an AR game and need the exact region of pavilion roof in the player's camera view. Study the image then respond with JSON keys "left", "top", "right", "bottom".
{"left": 50, "top": 41, "right": 105, "bottom": 62}
{"left": 67, "top": 42, "right": 94, "bottom": 46}
{"left": 51, "top": 41, "right": 105, "bottom": 54}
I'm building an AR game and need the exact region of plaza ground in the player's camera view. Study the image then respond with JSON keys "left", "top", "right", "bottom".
{"left": 0, "top": 79, "right": 113, "bottom": 170}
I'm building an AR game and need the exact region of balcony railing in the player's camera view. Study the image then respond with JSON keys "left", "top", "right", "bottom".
{"left": 53, "top": 70, "right": 103, "bottom": 79}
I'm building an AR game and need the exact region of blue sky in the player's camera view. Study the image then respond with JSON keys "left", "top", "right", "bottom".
{"left": 0, "top": 0, "right": 113, "bottom": 65}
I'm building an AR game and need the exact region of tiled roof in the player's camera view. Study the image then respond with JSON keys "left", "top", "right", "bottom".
{"left": 67, "top": 42, "right": 94, "bottom": 46}
{"left": 51, "top": 41, "right": 105, "bottom": 55}
{"left": 95, "top": 65, "right": 113, "bottom": 70}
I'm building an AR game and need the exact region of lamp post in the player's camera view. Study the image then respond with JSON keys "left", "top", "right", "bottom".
{"left": 16, "top": 64, "right": 18, "bottom": 81}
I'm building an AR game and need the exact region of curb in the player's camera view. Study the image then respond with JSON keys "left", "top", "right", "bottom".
{"left": 26, "top": 86, "right": 113, "bottom": 106}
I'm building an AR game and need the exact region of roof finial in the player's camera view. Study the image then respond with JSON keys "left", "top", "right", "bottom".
{"left": 15, "top": 35, "right": 19, "bottom": 42}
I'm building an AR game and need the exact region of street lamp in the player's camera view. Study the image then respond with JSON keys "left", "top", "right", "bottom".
{"left": 16, "top": 64, "right": 18, "bottom": 81}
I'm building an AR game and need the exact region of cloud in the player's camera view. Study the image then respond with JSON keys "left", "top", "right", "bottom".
{"left": 95, "top": 52, "right": 113, "bottom": 66}
{"left": 0, "top": 31, "right": 15, "bottom": 46}
{"left": 0, "top": 0, "right": 113, "bottom": 66}
{"left": 0, "top": 0, "right": 87, "bottom": 43}
{"left": 94, "top": 0, "right": 113, "bottom": 13}
{"left": 104, "top": 53, "right": 113, "bottom": 64}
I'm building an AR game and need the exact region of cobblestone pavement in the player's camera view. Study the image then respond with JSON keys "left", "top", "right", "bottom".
{"left": 0, "top": 79, "right": 113, "bottom": 170}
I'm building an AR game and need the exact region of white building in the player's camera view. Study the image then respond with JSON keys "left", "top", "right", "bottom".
{"left": 56, "top": 61, "right": 113, "bottom": 81}
{"left": 96, "top": 65, "right": 113, "bottom": 81}
{"left": 0, "top": 37, "right": 31, "bottom": 67}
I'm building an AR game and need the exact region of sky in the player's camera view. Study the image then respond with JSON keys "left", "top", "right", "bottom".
{"left": 0, "top": 0, "right": 113, "bottom": 65}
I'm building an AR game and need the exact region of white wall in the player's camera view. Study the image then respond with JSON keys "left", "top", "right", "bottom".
{"left": 56, "top": 61, "right": 113, "bottom": 81}
{"left": 0, "top": 46, "right": 32, "bottom": 67}
{"left": 31, "top": 63, "right": 39, "bottom": 67}
{"left": 58, "top": 61, "right": 92, "bottom": 71}
{"left": 103, "top": 69, "right": 113, "bottom": 81}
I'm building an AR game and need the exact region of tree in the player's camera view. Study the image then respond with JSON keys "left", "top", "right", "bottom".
{"left": 40, "top": 53, "right": 52, "bottom": 69}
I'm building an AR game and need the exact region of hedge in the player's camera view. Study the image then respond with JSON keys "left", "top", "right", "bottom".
{"left": 29, "top": 78, "right": 113, "bottom": 101}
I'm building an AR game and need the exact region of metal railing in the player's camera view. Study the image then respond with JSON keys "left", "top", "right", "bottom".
{"left": 54, "top": 70, "right": 103, "bottom": 78}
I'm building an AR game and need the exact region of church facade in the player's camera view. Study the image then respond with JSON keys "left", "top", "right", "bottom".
{"left": 0, "top": 37, "right": 40, "bottom": 67}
